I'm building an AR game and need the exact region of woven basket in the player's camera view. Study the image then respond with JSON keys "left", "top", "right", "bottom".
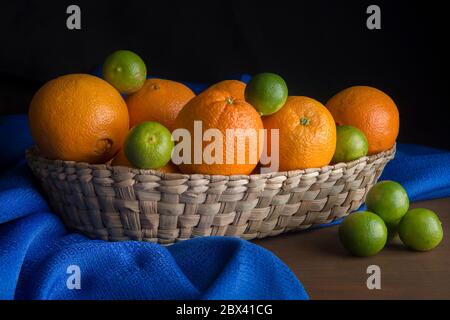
{"left": 26, "top": 145, "right": 395, "bottom": 244}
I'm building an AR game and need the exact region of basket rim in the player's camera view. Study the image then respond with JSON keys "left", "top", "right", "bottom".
{"left": 26, "top": 143, "right": 396, "bottom": 180}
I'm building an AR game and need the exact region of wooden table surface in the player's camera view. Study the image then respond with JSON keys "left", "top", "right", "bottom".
{"left": 254, "top": 197, "right": 450, "bottom": 300}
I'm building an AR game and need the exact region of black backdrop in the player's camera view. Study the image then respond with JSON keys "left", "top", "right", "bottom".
{"left": 1, "top": 0, "right": 448, "bottom": 149}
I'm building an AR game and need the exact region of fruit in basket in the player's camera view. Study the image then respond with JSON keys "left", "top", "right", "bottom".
{"left": 102, "top": 50, "right": 147, "bottom": 94}
{"left": 245, "top": 73, "right": 288, "bottom": 116}
{"left": 110, "top": 148, "right": 132, "bottom": 167}
{"left": 339, "top": 211, "right": 388, "bottom": 257}
{"left": 174, "top": 89, "right": 264, "bottom": 175}
{"left": 124, "top": 121, "right": 174, "bottom": 169}
{"left": 398, "top": 208, "right": 443, "bottom": 251}
{"left": 28, "top": 74, "right": 129, "bottom": 164}
{"left": 366, "top": 180, "right": 410, "bottom": 224}
{"left": 326, "top": 86, "right": 399, "bottom": 155}
{"left": 111, "top": 148, "right": 179, "bottom": 173}
{"left": 207, "top": 80, "right": 246, "bottom": 100}
{"left": 126, "top": 79, "right": 195, "bottom": 132}
{"left": 153, "top": 161, "right": 179, "bottom": 173}
{"left": 332, "top": 125, "right": 368, "bottom": 163}
{"left": 155, "top": 162, "right": 179, "bottom": 173}
{"left": 262, "top": 96, "right": 336, "bottom": 171}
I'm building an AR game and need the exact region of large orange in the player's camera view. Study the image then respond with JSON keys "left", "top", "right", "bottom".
{"left": 126, "top": 78, "right": 195, "bottom": 131}
{"left": 263, "top": 96, "right": 336, "bottom": 171}
{"left": 28, "top": 74, "right": 129, "bottom": 164}
{"left": 174, "top": 88, "right": 264, "bottom": 175}
{"left": 326, "top": 86, "right": 399, "bottom": 155}
{"left": 206, "top": 80, "right": 246, "bottom": 100}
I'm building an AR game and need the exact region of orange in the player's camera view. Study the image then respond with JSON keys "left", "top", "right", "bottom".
{"left": 263, "top": 96, "right": 336, "bottom": 171}
{"left": 126, "top": 79, "right": 195, "bottom": 131}
{"left": 111, "top": 149, "right": 179, "bottom": 173}
{"left": 174, "top": 89, "right": 264, "bottom": 175}
{"left": 28, "top": 74, "right": 129, "bottom": 164}
{"left": 326, "top": 86, "right": 399, "bottom": 155}
{"left": 110, "top": 149, "right": 132, "bottom": 166}
{"left": 206, "top": 80, "right": 246, "bottom": 100}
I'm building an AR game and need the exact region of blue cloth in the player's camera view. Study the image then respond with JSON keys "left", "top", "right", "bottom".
{"left": 379, "top": 144, "right": 450, "bottom": 201}
{"left": 0, "top": 114, "right": 307, "bottom": 300}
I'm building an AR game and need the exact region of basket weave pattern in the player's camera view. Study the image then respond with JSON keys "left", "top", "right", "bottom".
{"left": 26, "top": 146, "right": 395, "bottom": 244}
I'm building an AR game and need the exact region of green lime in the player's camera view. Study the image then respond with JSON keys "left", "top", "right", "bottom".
{"left": 244, "top": 72, "right": 288, "bottom": 116}
{"left": 366, "top": 180, "right": 409, "bottom": 224}
{"left": 339, "top": 211, "right": 387, "bottom": 257}
{"left": 124, "top": 121, "right": 173, "bottom": 169}
{"left": 332, "top": 125, "right": 368, "bottom": 163}
{"left": 103, "top": 50, "right": 147, "bottom": 94}
{"left": 399, "top": 208, "right": 443, "bottom": 251}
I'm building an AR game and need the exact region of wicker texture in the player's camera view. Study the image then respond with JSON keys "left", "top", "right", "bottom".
{"left": 26, "top": 145, "right": 395, "bottom": 244}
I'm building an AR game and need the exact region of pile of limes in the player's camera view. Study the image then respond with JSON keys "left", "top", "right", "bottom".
{"left": 339, "top": 180, "right": 443, "bottom": 257}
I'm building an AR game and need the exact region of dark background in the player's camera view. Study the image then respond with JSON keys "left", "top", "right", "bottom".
{"left": 0, "top": 0, "right": 448, "bottom": 149}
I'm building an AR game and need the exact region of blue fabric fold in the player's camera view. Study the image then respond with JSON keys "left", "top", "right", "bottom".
{"left": 380, "top": 144, "right": 450, "bottom": 201}
{"left": 0, "top": 114, "right": 307, "bottom": 300}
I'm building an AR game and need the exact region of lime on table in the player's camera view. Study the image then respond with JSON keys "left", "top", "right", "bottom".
{"left": 366, "top": 180, "right": 410, "bottom": 224}
{"left": 103, "top": 50, "right": 147, "bottom": 94}
{"left": 339, "top": 211, "right": 387, "bottom": 257}
{"left": 244, "top": 72, "right": 288, "bottom": 116}
{"left": 332, "top": 125, "right": 368, "bottom": 163}
{"left": 399, "top": 208, "right": 443, "bottom": 251}
{"left": 124, "top": 121, "right": 173, "bottom": 169}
